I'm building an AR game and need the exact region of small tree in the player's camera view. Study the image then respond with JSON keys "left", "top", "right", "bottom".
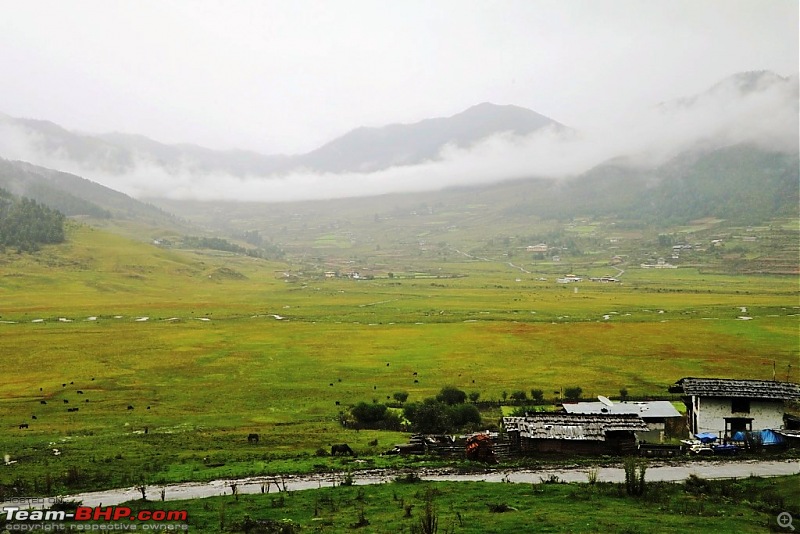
{"left": 351, "top": 402, "right": 388, "bottom": 424}
{"left": 510, "top": 391, "right": 527, "bottom": 402}
{"left": 436, "top": 386, "right": 467, "bottom": 405}
{"left": 564, "top": 387, "right": 583, "bottom": 400}
{"left": 468, "top": 391, "right": 480, "bottom": 403}
{"left": 619, "top": 388, "right": 629, "bottom": 400}
{"left": 530, "top": 389, "right": 544, "bottom": 402}
{"left": 501, "top": 391, "right": 508, "bottom": 402}
{"left": 393, "top": 391, "right": 409, "bottom": 404}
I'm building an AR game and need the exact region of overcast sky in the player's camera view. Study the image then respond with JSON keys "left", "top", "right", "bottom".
{"left": 0, "top": 0, "right": 797, "bottom": 155}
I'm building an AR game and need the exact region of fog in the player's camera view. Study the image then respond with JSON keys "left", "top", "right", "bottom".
{"left": 0, "top": 71, "right": 796, "bottom": 202}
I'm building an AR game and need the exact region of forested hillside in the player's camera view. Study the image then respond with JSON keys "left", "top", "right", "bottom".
{"left": 0, "top": 188, "right": 66, "bottom": 251}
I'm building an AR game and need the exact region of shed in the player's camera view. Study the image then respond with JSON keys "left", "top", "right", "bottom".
{"left": 562, "top": 401, "right": 682, "bottom": 442}
{"left": 503, "top": 413, "right": 649, "bottom": 455}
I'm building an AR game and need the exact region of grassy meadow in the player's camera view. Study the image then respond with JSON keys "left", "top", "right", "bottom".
{"left": 1, "top": 222, "right": 798, "bottom": 495}
{"left": 115, "top": 475, "right": 800, "bottom": 533}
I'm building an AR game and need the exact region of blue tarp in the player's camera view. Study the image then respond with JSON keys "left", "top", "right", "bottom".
{"left": 695, "top": 432, "right": 718, "bottom": 443}
{"left": 731, "top": 429, "right": 785, "bottom": 445}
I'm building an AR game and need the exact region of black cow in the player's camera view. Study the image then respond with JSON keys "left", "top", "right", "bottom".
{"left": 77, "top": 390, "right": 84, "bottom": 394}
{"left": 331, "top": 443, "right": 354, "bottom": 456}
{"left": 127, "top": 405, "right": 134, "bottom": 410}
{"left": 247, "top": 433, "right": 259, "bottom": 444}
{"left": 40, "top": 400, "right": 47, "bottom": 405}
{"left": 19, "top": 423, "right": 28, "bottom": 429}
{"left": 63, "top": 399, "right": 69, "bottom": 404}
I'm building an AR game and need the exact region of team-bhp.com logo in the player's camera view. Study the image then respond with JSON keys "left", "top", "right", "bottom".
{"left": 2, "top": 504, "right": 188, "bottom": 531}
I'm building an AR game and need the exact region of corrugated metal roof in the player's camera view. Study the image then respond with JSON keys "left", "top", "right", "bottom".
{"left": 562, "top": 401, "right": 681, "bottom": 419}
{"left": 671, "top": 378, "right": 800, "bottom": 400}
{"left": 503, "top": 413, "right": 649, "bottom": 441}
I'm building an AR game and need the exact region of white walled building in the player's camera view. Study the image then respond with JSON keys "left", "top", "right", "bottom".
{"left": 669, "top": 377, "right": 800, "bottom": 438}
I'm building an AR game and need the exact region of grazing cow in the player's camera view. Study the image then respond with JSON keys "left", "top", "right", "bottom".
{"left": 85, "top": 399, "right": 89, "bottom": 403}
{"left": 40, "top": 400, "right": 47, "bottom": 405}
{"left": 147, "top": 406, "right": 150, "bottom": 410}
{"left": 127, "top": 405, "right": 134, "bottom": 410}
{"left": 331, "top": 443, "right": 354, "bottom": 456}
{"left": 63, "top": 399, "right": 69, "bottom": 404}
{"left": 247, "top": 433, "right": 260, "bottom": 444}
{"left": 31, "top": 415, "right": 37, "bottom": 420}
{"left": 62, "top": 384, "right": 66, "bottom": 387}
{"left": 19, "top": 423, "right": 28, "bottom": 429}
{"left": 335, "top": 401, "right": 340, "bottom": 406}
{"left": 413, "top": 372, "right": 417, "bottom": 376}
{"left": 77, "top": 390, "right": 84, "bottom": 394}
{"left": 414, "top": 379, "right": 419, "bottom": 383}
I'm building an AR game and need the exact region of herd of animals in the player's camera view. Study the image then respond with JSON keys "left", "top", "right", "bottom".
{"left": 17, "top": 379, "right": 151, "bottom": 430}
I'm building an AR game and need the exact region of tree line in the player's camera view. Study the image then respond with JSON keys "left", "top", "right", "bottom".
{"left": 0, "top": 189, "right": 66, "bottom": 252}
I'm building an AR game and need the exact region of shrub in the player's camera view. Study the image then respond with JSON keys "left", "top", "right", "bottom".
{"left": 530, "top": 389, "right": 544, "bottom": 402}
{"left": 393, "top": 391, "right": 409, "bottom": 404}
{"left": 436, "top": 386, "right": 467, "bottom": 405}
{"left": 351, "top": 402, "right": 388, "bottom": 424}
{"left": 468, "top": 391, "right": 480, "bottom": 403}
{"left": 564, "top": 386, "right": 583, "bottom": 400}
{"left": 510, "top": 391, "right": 527, "bottom": 402}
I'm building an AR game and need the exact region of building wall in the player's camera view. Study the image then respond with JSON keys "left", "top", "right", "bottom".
{"left": 694, "top": 397, "right": 786, "bottom": 435}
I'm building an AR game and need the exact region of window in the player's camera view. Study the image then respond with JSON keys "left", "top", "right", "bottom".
{"left": 731, "top": 398, "right": 750, "bottom": 413}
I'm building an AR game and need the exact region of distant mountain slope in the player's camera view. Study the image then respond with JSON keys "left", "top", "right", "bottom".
{"left": 509, "top": 144, "right": 799, "bottom": 224}
{"left": 302, "top": 103, "right": 564, "bottom": 172}
{"left": 0, "top": 158, "right": 179, "bottom": 224}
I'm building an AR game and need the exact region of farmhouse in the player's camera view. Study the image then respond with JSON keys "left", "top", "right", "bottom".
{"left": 503, "top": 413, "right": 648, "bottom": 455}
{"left": 562, "top": 400, "right": 682, "bottom": 443}
{"left": 527, "top": 243, "right": 548, "bottom": 253}
{"left": 669, "top": 377, "right": 800, "bottom": 439}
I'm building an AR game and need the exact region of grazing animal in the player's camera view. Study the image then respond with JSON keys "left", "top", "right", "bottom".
{"left": 31, "top": 415, "right": 37, "bottom": 420}
{"left": 19, "top": 423, "right": 28, "bottom": 429}
{"left": 368, "top": 439, "right": 378, "bottom": 447}
{"left": 247, "top": 433, "right": 260, "bottom": 444}
{"left": 77, "top": 390, "right": 84, "bottom": 394}
{"left": 127, "top": 405, "right": 134, "bottom": 410}
{"left": 147, "top": 406, "right": 150, "bottom": 410}
{"left": 331, "top": 443, "right": 354, "bottom": 456}
{"left": 63, "top": 399, "right": 69, "bottom": 404}
{"left": 329, "top": 383, "right": 334, "bottom": 386}
{"left": 62, "top": 384, "right": 66, "bottom": 387}
{"left": 386, "top": 363, "right": 390, "bottom": 367}
{"left": 335, "top": 401, "right": 340, "bottom": 406}
{"left": 40, "top": 400, "right": 47, "bottom": 405}
{"left": 413, "top": 372, "right": 417, "bottom": 376}
{"left": 91, "top": 377, "right": 95, "bottom": 381}
{"left": 85, "top": 399, "right": 89, "bottom": 403}
{"left": 414, "top": 379, "right": 419, "bottom": 383}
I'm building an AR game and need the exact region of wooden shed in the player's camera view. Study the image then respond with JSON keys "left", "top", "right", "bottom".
{"left": 503, "top": 413, "right": 649, "bottom": 455}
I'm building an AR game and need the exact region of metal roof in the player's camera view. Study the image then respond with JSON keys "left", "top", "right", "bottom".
{"left": 562, "top": 401, "right": 681, "bottom": 419}
{"left": 670, "top": 378, "right": 800, "bottom": 400}
{"left": 503, "top": 413, "right": 649, "bottom": 441}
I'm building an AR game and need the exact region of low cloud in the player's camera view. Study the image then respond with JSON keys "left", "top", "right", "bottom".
{"left": 1, "top": 72, "right": 797, "bottom": 203}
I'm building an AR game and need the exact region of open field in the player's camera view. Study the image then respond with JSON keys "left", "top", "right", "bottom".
{"left": 1, "top": 222, "right": 798, "bottom": 495}
{"left": 103, "top": 474, "right": 800, "bottom": 533}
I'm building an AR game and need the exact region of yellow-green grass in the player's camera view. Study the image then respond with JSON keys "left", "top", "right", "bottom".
{"left": 1, "top": 224, "right": 798, "bottom": 493}
{"left": 117, "top": 475, "right": 800, "bottom": 533}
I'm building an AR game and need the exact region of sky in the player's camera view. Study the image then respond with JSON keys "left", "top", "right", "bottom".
{"left": 0, "top": 0, "right": 797, "bottom": 156}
